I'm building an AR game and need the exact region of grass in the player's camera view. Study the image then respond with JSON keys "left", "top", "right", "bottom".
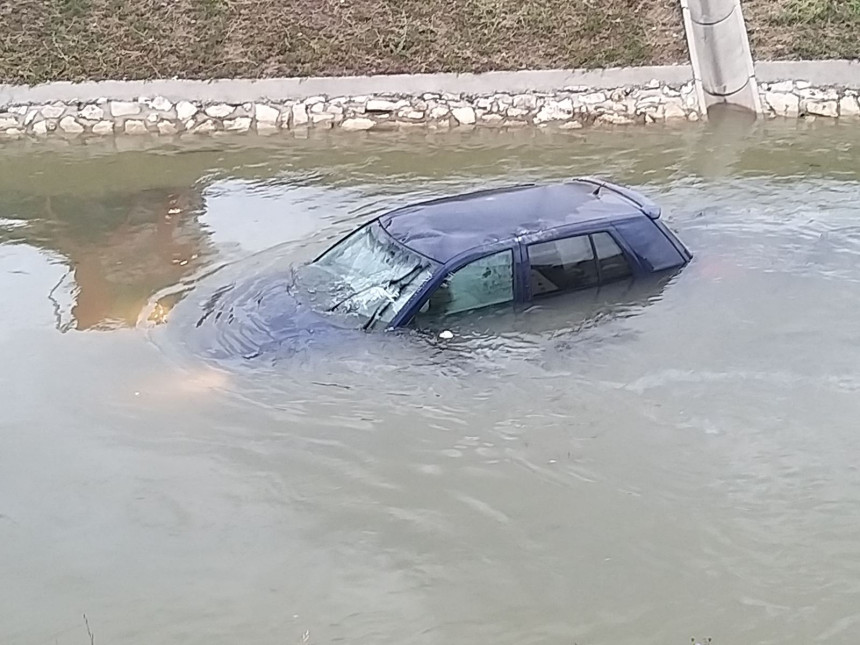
{"left": 0, "top": 0, "right": 686, "bottom": 85}
{"left": 0, "top": 0, "right": 855, "bottom": 85}
{"left": 743, "top": 0, "right": 860, "bottom": 60}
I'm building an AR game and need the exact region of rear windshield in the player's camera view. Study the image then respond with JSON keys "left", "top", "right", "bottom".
{"left": 612, "top": 218, "right": 682, "bottom": 271}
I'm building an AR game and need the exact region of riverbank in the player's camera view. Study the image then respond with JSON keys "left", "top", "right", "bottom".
{"left": 0, "top": 62, "right": 858, "bottom": 140}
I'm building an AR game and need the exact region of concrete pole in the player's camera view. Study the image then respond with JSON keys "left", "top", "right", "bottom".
{"left": 680, "top": 0, "right": 762, "bottom": 117}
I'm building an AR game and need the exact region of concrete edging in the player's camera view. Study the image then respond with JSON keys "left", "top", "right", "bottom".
{"left": 0, "top": 61, "right": 858, "bottom": 140}
{"left": 0, "top": 66, "right": 696, "bottom": 104}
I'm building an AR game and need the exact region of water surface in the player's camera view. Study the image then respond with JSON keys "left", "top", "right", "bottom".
{"left": 1, "top": 118, "right": 859, "bottom": 645}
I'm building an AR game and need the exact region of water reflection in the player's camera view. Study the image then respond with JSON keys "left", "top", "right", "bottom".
{"left": 1, "top": 187, "right": 211, "bottom": 330}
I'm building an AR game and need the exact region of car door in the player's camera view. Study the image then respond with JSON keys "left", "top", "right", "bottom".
{"left": 405, "top": 248, "right": 517, "bottom": 329}
{"left": 524, "top": 230, "right": 634, "bottom": 301}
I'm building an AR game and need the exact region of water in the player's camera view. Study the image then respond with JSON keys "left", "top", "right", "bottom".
{"left": 1, "top": 118, "right": 859, "bottom": 645}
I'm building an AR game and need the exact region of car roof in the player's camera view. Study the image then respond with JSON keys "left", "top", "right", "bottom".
{"left": 377, "top": 178, "right": 654, "bottom": 263}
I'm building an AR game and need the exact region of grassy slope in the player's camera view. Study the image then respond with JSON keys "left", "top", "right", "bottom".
{"left": 744, "top": 0, "right": 860, "bottom": 60}
{"left": 1, "top": 0, "right": 686, "bottom": 85}
{"left": 0, "top": 1, "right": 855, "bottom": 86}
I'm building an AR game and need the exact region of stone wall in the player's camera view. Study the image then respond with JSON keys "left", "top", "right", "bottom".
{"left": 0, "top": 79, "right": 857, "bottom": 139}
{"left": 759, "top": 81, "right": 860, "bottom": 118}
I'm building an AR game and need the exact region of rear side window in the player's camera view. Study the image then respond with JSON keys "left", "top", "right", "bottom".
{"left": 528, "top": 232, "right": 632, "bottom": 297}
{"left": 529, "top": 235, "right": 598, "bottom": 296}
{"left": 612, "top": 218, "right": 682, "bottom": 271}
{"left": 592, "top": 232, "right": 633, "bottom": 282}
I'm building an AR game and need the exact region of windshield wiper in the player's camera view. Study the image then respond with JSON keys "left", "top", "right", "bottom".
{"left": 327, "top": 263, "right": 424, "bottom": 314}
{"left": 361, "top": 264, "right": 426, "bottom": 331}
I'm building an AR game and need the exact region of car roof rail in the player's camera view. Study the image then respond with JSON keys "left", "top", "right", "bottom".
{"left": 575, "top": 177, "right": 662, "bottom": 220}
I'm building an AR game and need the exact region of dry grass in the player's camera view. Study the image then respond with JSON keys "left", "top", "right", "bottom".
{"left": 743, "top": 0, "right": 860, "bottom": 60}
{"left": 0, "top": 0, "right": 687, "bottom": 85}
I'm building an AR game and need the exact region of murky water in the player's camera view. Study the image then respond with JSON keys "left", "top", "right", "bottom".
{"left": 2, "top": 117, "right": 859, "bottom": 645}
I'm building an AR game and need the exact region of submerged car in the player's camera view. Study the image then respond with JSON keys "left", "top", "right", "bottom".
{"left": 300, "top": 177, "right": 692, "bottom": 331}
{"left": 187, "top": 178, "right": 692, "bottom": 359}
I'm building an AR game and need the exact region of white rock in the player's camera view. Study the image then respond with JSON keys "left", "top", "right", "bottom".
{"left": 795, "top": 81, "right": 811, "bottom": 90}
{"left": 33, "top": 120, "right": 49, "bottom": 135}
{"left": 79, "top": 104, "right": 104, "bottom": 120}
{"left": 224, "top": 117, "right": 252, "bottom": 132}
{"left": 688, "top": 111, "right": 701, "bottom": 121}
{"left": 451, "top": 106, "right": 477, "bottom": 125}
{"left": 205, "top": 104, "right": 235, "bottom": 118}
{"left": 428, "top": 105, "right": 450, "bottom": 119}
{"left": 800, "top": 87, "right": 839, "bottom": 101}
{"left": 146, "top": 113, "right": 159, "bottom": 124}
{"left": 664, "top": 101, "right": 687, "bottom": 120}
{"left": 24, "top": 110, "right": 38, "bottom": 126}
{"left": 58, "top": 116, "right": 84, "bottom": 134}
{"left": 157, "top": 121, "right": 178, "bottom": 135}
{"left": 557, "top": 97, "right": 574, "bottom": 112}
{"left": 513, "top": 94, "right": 538, "bottom": 110}
{"left": 581, "top": 92, "right": 608, "bottom": 105}
{"left": 40, "top": 104, "right": 65, "bottom": 119}
{"left": 254, "top": 103, "right": 280, "bottom": 124}
{"left": 3, "top": 128, "right": 24, "bottom": 137}
{"left": 124, "top": 120, "right": 148, "bottom": 135}
{"left": 839, "top": 96, "right": 860, "bottom": 117}
{"left": 475, "top": 97, "right": 493, "bottom": 110}
{"left": 0, "top": 116, "right": 18, "bottom": 129}
{"left": 309, "top": 101, "right": 326, "bottom": 114}
{"left": 365, "top": 99, "right": 399, "bottom": 112}
{"left": 291, "top": 103, "right": 309, "bottom": 126}
{"left": 398, "top": 109, "right": 425, "bottom": 120}
{"left": 805, "top": 100, "right": 838, "bottom": 117}
{"left": 494, "top": 94, "right": 513, "bottom": 107}
{"left": 110, "top": 101, "right": 141, "bottom": 117}
{"left": 481, "top": 113, "right": 504, "bottom": 123}
{"left": 770, "top": 80, "right": 795, "bottom": 93}
{"left": 534, "top": 100, "right": 572, "bottom": 124}
{"left": 506, "top": 107, "right": 530, "bottom": 118}
{"left": 8, "top": 105, "right": 27, "bottom": 116}
{"left": 176, "top": 101, "right": 198, "bottom": 121}
{"left": 325, "top": 104, "right": 345, "bottom": 116}
{"left": 91, "top": 120, "right": 114, "bottom": 135}
{"left": 193, "top": 119, "right": 217, "bottom": 134}
{"left": 303, "top": 95, "right": 326, "bottom": 105}
{"left": 340, "top": 117, "right": 375, "bottom": 131}
{"left": 150, "top": 96, "right": 173, "bottom": 112}
{"left": 598, "top": 113, "right": 635, "bottom": 125}
{"left": 647, "top": 79, "right": 661, "bottom": 89}
{"left": 765, "top": 92, "right": 800, "bottom": 116}
{"left": 558, "top": 120, "right": 584, "bottom": 129}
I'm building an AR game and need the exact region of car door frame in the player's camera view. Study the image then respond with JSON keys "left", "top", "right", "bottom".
{"left": 516, "top": 220, "right": 649, "bottom": 302}
{"left": 387, "top": 241, "right": 526, "bottom": 329}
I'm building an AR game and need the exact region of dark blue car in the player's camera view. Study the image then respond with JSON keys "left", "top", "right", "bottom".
{"left": 188, "top": 178, "right": 692, "bottom": 359}
{"left": 300, "top": 177, "right": 691, "bottom": 331}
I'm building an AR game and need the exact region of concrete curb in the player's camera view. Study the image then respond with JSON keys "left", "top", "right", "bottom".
{"left": 0, "top": 67, "right": 696, "bottom": 105}
{"left": 0, "top": 62, "right": 856, "bottom": 107}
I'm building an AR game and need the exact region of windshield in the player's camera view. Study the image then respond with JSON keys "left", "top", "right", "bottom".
{"left": 298, "top": 222, "right": 437, "bottom": 329}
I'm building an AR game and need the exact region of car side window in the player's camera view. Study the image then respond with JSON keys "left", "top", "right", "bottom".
{"left": 528, "top": 235, "right": 598, "bottom": 296}
{"left": 592, "top": 232, "right": 633, "bottom": 282}
{"left": 414, "top": 250, "right": 513, "bottom": 322}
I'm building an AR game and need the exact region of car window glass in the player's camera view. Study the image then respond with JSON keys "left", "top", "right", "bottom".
{"left": 592, "top": 232, "right": 633, "bottom": 282}
{"left": 415, "top": 250, "right": 513, "bottom": 322}
{"left": 528, "top": 235, "right": 598, "bottom": 297}
{"left": 612, "top": 218, "right": 682, "bottom": 271}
